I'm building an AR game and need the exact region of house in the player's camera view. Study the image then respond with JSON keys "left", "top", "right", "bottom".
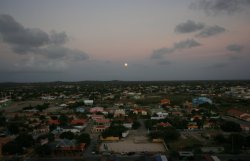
{"left": 191, "top": 115, "right": 202, "bottom": 121}
{"left": 71, "top": 119, "right": 86, "bottom": 125}
{"left": 157, "top": 122, "right": 172, "bottom": 128}
{"left": 48, "top": 119, "right": 60, "bottom": 125}
{"left": 91, "top": 114, "right": 105, "bottom": 121}
{"left": 151, "top": 112, "right": 168, "bottom": 120}
{"left": 133, "top": 109, "right": 147, "bottom": 115}
{"left": 113, "top": 109, "right": 126, "bottom": 118}
{"left": 32, "top": 125, "right": 50, "bottom": 137}
{"left": 84, "top": 100, "right": 93, "bottom": 106}
{"left": 227, "top": 108, "right": 250, "bottom": 121}
{"left": 192, "top": 97, "right": 212, "bottom": 106}
{"left": 54, "top": 139, "right": 86, "bottom": 152}
{"left": 240, "top": 124, "right": 250, "bottom": 131}
{"left": 187, "top": 122, "right": 198, "bottom": 130}
{"left": 92, "top": 119, "right": 111, "bottom": 133}
{"left": 71, "top": 119, "right": 87, "bottom": 130}
{"left": 75, "top": 107, "right": 85, "bottom": 113}
{"left": 123, "top": 119, "right": 133, "bottom": 129}
{"left": 59, "top": 104, "right": 68, "bottom": 107}
{"left": 89, "top": 107, "right": 104, "bottom": 113}
{"left": 161, "top": 98, "right": 171, "bottom": 105}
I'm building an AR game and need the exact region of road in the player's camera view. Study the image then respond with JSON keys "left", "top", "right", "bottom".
{"left": 222, "top": 116, "right": 250, "bottom": 126}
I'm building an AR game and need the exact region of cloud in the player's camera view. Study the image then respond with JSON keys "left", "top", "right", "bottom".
{"left": 50, "top": 31, "right": 69, "bottom": 45}
{"left": 191, "top": 0, "right": 250, "bottom": 15}
{"left": 151, "top": 39, "right": 201, "bottom": 59}
{"left": 196, "top": 25, "right": 226, "bottom": 37}
{"left": 0, "top": 14, "right": 49, "bottom": 52}
{"left": 151, "top": 48, "right": 174, "bottom": 59}
{"left": 34, "top": 45, "right": 89, "bottom": 61}
{"left": 0, "top": 14, "right": 88, "bottom": 61}
{"left": 227, "top": 44, "right": 244, "bottom": 52}
{"left": 175, "top": 20, "right": 226, "bottom": 38}
{"left": 175, "top": 20, "right": 205, "bottom": 33}
{"left": 173, "top": 39, "right": 201, "bottom": 49}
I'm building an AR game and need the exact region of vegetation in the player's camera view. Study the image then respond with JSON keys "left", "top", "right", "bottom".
{"left": 221, "top": 121, "right": 242, "bottom": 132}
{"left": 149, "top": 127, "right": 180, "bottom": 142}
{"left": 2, "top": 133, "right": 34, "bottom": 155}
{"left": 132, "top": 120, "right": 141, "bottom": 129}
{"left": 77, "top": 133, "right": 91, "bottom": 145}
{"left": 59, "top": 131, "right": 75, "bottom": 140}
{"left": 102, "top": 125, "right": 128, "bottom": 138}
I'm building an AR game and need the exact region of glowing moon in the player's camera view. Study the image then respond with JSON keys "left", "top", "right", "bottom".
{"left": 124, "top": 63, "right": 128, "bottom": 68}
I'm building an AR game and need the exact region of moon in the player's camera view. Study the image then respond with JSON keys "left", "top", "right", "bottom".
{"left": 124, "top": 63, "right": 128, "bottom": 68}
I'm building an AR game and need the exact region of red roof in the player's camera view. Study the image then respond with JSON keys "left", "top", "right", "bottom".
{"left": 158, "top": 122, "right": 172, "bottom": 127}
{"left": 227, "top": 109, "right": 244, "bottom": 117}
{"left": 161, "top": 99, "right": 170, "bottom": 105}
{"left": 48, "top": 120, "right": 60, "bottom": 125}
{"left": 96, "top": 119, "right": 110, "bottom": 123}
{"left": 71, "top": 119, "right": 86, "bottom": 125}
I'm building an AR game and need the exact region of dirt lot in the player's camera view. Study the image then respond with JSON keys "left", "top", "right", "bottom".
{"left": 99, "top": 136, "right": 166, "bottom": 153}
{"left": 4, "top": 100, "right": 44, "bottom": 112}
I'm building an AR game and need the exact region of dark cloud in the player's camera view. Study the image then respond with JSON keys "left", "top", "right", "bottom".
{"left": 191, "top": 0, "right": 250, "bottom": 15}
{"left": 0, "top": 14, "right": 88, "bottom": 61}
{"left": 151, "top": 39, "right": 201, "bottom": 59}
{"left": 50, "top": 31, "right": 69, "bottom": 45}
{"left": 151, "top": 48, "right": 174, "bottom": 59}
{"left": 175, "top": 20, "right": 205, "bottom": 33}
{"left": 227, "top": 44, "right": 244, "bottom": 52}
{"left": 196, "top": 25, "right": 225, "bottom": 37}
{"left": 0, "top": 14, "right": 49, "bottom": 51}
{"left": 34, "top": 45, "right": 88, "bottom": 61}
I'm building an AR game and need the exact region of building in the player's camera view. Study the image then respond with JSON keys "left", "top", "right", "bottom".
{"left": 192, "top": 97, "right": 212, "bottom": 106}
{"left": 54, "top": 139, "right": 86, "bottom": 152}
{"left": 75, "top": 107, "right": 85, "bottom": 113}
{"left": 113, "top": 109, "right": 126, "bottom": 117}
{"left": 161, "top": 98, "right": 171, "bottom": 105}
{"left": 92, "top": 119, "right": 111, "bottom": 133}
{"left": 90, "top": 107, "right": 104, "bottom": 113}
{"left": 84, "top": 100, "right": 94, "bottom": 106}
{"left": 91, "top": 114, "right": 105, "bottom": 121}
{"left": 133, "top": 109, "right": 147, "bottom": 115}
{"left": 227, "top": 108, "right": 250, "bottom": 121}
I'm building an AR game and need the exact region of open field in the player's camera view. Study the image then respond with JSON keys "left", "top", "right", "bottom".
{"left": 99, "top": 139, "right": 166, "bottom": 153}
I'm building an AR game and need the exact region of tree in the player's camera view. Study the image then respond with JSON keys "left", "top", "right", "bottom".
{"left": 15, "top": 133, "right": 34, "bottom": 148}
{"left": 35, "top": 144, "right": 52, "bottom": 156}
{"left": 245, "top": 135, "right": 250, "bottom": 148}
{"left": 7, "top": 123, "right": 19, "bottom": 134}
{"left": 230, "top": 133, "right": 245, "bottom": 153}
{"left": 102, "top": 125, "right": 128, "bottom": 138}
{"left": 149, "top": 127, "right": 180, "bottom": 142}
{"left": 77, "top": 133, "right": 91, "bottom": 145}
{"left": 163, "top": 127, "right": 180, "bottom": 142}
{"left": 132, "top": 121, "right": 141, "bottom": 129}
{"left": 214, "top": 134, "right": 227, "bottom": 144}
{"left": 0, "top": 113, "right": 6, "bottom": 126}
{"left": 60, "top": 131, "right": 75, "bottom": 140}
{"left": 221, "top": 121, "right": 242, "bottom": 132}
{"left": 59, "top": 114, "right": 69, "bottom": 126}
{"left": 2, "top": 141, "right": 23, "bottom": 155}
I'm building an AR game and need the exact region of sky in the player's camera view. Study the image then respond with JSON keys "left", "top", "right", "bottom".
{"left": 0, "top": 0, "right": 250, "bottom": 82}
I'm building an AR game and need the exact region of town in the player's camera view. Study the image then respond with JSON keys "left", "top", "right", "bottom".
{"left": 0, "top": 81, "right": 250, "bottom": 161}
